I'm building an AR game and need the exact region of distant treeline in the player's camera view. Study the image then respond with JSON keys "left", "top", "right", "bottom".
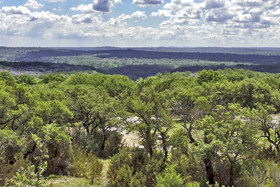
{"left": 2, "top": 60, "right": 280, "bottom": 80}
{"left": 108, "top": 63, "right": 280, "bottom": 79}
{"left": 0, "top": 61, "right": 99, "bottom": 73}
{"left": 1, "top": 47, "right": 279, "bottom": 65}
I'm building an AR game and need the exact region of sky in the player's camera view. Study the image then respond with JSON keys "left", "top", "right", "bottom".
{"left": 0, "top": 0, "right": 280, "bottom": 47}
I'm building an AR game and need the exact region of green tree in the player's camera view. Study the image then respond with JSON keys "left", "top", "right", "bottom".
{"left": 41, "top": 74, "right": 66, "bottom": 84}
{"left": 196, "top": 104, "right": 259, "bottom": 186}
{"left": 197, "top": 70, "right": 223, "bottom": 85}
{"left": 67, "top": 85, "right": 124, "bottom": 157}
{"left": 126, "top": 80, "right": 174, "bottom": 162}
{"left": 252, "top": 104, "right": 280, "bottom": 153}
{"left": 156, "top": 164, "right": 184, "bottom": 187}
{"left": 17, "top": 74, "right": 37, "bottom": 85}
{"left": 0, "top": 71, "right": 15, "bottom": 86}
{"left": 172, "top": 87, "right": 209, "bottom": 143}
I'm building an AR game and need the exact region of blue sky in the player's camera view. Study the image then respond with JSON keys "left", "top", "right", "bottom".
{"left": 0, "top": 0, "right": 280, "bottom": 47}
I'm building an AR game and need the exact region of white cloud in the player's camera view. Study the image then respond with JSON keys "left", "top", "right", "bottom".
{"left": 151, "top": 0, "right": 280, "bottom": 29}
{"left": 205, "top": 8, "right": 234, "bottom": 22}
{"left": 1, "top": 6, "right": 31, "bottom": 15}
{"left": 131, "top": 11, "right": 147, "bottom": 19}
{"left": 151, "top": 10, "right": 172, "bottom": 18}
{"left": 200, "top": 0, "right": 225, "bottom": 9}
{"left": 70, "top": 4, "right": 95, "bottom": 14}
{"left": 72, "top": 14, "right": 101, "bottom": 24}
{"left": 1, "top": 1, "right": 280, "bottom": 47}
{"left": 24, "top": 0, "right": 44, "bottom": 9}
{"left": 133, "top": 0, "right": 164, "bottom": 6}
{"left": 44, "top": 0, "right": 65, "bottom": 2}
{"left": 107, "top": 11, "right": 147, "bottom": 26}
{"left": 93, "top": 0, "right": 121, "bottom": 12}
{"left": 163, "top": 0, "right": 194, "bottom": 11}
{"left": 70, "top": 0, "right": 121, "bottom": 13}
{"left": 53, "top": 7, "right": 62, "bottom": 11}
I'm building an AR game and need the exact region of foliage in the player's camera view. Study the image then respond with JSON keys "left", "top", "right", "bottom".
{"left": 107, "top": 148, "right": 165, "bottom": 187}
{"left": 0, "top": 71, "right": 15, "bottom": 86}
{"left": 156, "top": 164, "right": 184, "bottom": 187}
{"left": 17, "top": 74, "right": 37, "bottom": 85}
{"left": 2, "top": 69, "right": 280, "bottom": 187}
{"left": 70, "top": 147, "right": 103, "bottom": 185}
{"left": 0, "top": 129, "right": 23, "bottom": 184}
{"left": 12, "top": 128, "right": 51, "bottom": 187}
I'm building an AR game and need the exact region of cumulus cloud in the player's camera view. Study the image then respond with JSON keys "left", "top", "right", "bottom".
{"left": 93, "top": 0, "right": 111, "bottom": 12}
{"left": 201, "top": 0, "right": 225, "bottom": 9}
{"left": 133, "top": 0, "right": 164, "bottom": 6}
{"left": 24, "top": 0, "right": 44, "bottom": 9}
{"left": 131, "top": 11, "right": 147, "bottom": 19}
{"left": 151, "top": 10, "right": 173, "bottom": 18}
{"left": 70, "top": 4, "right": 95, "bottom": 14}
{"left": 52, "top": 7, "right": 62, "bottom": 11}
{"left": 93, "top": 0, "right": 121, "bottom": 12}
{"left": 107, "top": 11, "right": 147, "bottom": 26}
{"left": 1, "top": 6, "right": 31, "bottom": 15}
{"left": 150, "top": 0, "right": 280, "bottom": 32}
{"left": 71, "top": 0, "right": 121, "bottom": 13}
{"left": 72, "top": 14, "right": 101, "bottom": 24}
{"left": 44, "top": 0, "right": 65, "bottom": 2}
{"left": 151, "top": 0, "right": 201, "bottom": 26}
{"left": 205, "top": 8, "right": 234, "bottom": 22}
{"left": 1, "top": 0, "right": 280, "bottom": 47}
{"left": 163, "top": 0, "right": 194, "bottom": 11}
{"left": 232, "top": 0, "right": 263, "bottom": 7}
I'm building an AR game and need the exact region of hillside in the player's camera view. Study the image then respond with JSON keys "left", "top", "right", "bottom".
{"left": 1, "top": 47, "right": 280, "bottom": 79}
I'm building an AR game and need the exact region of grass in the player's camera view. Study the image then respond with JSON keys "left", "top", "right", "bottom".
{"left": 43, "top": 159, "right": 111, "bottom": 187}
{"left": 44, "top": 177, "right": 94, "bottom": 187}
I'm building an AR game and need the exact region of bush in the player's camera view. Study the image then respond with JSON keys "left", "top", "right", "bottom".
{"left": 70, "top": 147, "right": 103, "bottom": 185}
{"left": 12, "top": 134, "right": 49, "bottom": 187}
{"left": 36, "top": 124, "right": 71, "bottom": 176}
{"left": 107, "top": 148, "right": 165, "bottom": 187}
{"left": 92, "top": 129, "right": 123, "bottom": 158}
{"left": 0, "top": 129, "right": 23, "bottom": 184}
{"left": 156, "top": 164, "right": 184, "bottom": 187}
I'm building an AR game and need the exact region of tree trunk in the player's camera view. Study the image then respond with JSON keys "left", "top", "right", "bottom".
{"left": 145, "top": 129, "right": 154, "bottom": 157}
{"left": 24, "top": 142, "right": 37, "bottom": 159}
{"left": 100, "top": 135, "right": 108, "bottom": 151}
{"left": 228, "top": 165, "right": 234, "bottom": 187}
{"left": 203, "top": 135, "right": 215, "bottom": 185}
{"left": 204, "top": 158, "right": 215, "bottom": 185}
{"left": 161, "top": 132, "right": 168, "bottom": 163}
{"left": 83, "top": 123, "right": 90, "bottom": 134}
{"left": 187, "top": 129, "right": 196, "bottom": 143}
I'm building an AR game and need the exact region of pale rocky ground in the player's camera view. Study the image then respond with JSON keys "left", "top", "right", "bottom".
{"left": 271, "top": 115, "right": 280, "bottom": 126}
{"left": 121, "top": 131, "right": 140, "bottom": 147}
{"left": 120, "top": 116, "right": 142, "bottom": 147}
{"left": 122, "top": 115, "right": 280, "bottom": 148}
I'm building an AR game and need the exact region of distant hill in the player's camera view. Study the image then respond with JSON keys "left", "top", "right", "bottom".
{"left": 1, "top": 47, "right": 280, "bottom": 79}
{"left": 0, "top": 61, "right": 100, "bottom": 76}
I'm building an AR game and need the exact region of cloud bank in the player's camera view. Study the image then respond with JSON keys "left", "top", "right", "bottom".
{"left": 0, "top": 0, "right": 280, "bottom": 47}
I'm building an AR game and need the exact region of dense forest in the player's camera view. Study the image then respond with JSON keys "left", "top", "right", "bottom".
{"left": 1, "top": 69, "right": 280, "bottom": 186}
